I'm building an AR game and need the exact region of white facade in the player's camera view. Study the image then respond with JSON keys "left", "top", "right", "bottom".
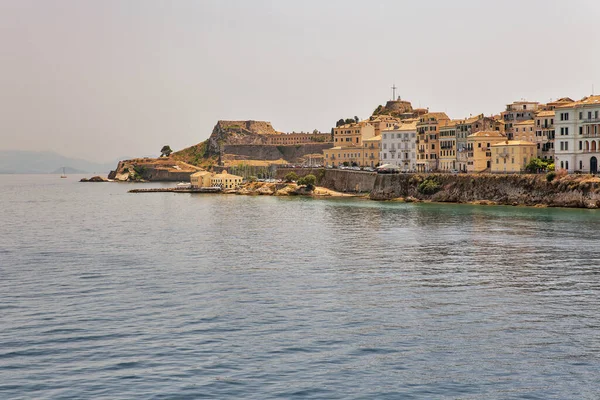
{"left": 554, "top": 96, "right": 600, "bottom": 173}
{"left": 380, "top": 121, "right": 417, "bottom": 171}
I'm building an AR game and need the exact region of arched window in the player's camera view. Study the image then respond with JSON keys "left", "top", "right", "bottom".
{"left": 561, "top": 161, "right": 564, "bottom": 169}
{"left": 586, "top": 141, "right": 590, "bottom": 151}
{"left": 566, "top": 161, "right": 569, "bottom": 170}
{"left": 593, "top": 141, "right": 597, "bottom": 152}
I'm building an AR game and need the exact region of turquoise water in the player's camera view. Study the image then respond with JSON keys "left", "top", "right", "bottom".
{"left": 1, "top": 175, "right": 600, "bottom": 399}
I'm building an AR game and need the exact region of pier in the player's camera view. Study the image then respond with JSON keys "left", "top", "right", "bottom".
{"left": 128, "top": 187, "right": 222, "bottom": 194}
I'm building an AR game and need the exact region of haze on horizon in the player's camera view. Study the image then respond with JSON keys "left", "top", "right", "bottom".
{"left": 1, "top": 0, "right": 599, "bottom": 163}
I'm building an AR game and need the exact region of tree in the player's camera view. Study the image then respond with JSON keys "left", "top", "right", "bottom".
{"left": 284, "top": 172, "right": 298, "bottom": 182}
{"left": 354, "top": 116, "right": 359, "bottom": 123}
{"left": 525, "top": 157, "right": 548, "bottom": 173}
{"left": 160, "top": 145, "right": 173, "bottom": 157}
{"left": 297, "top": 174, "right": 317, "bottom": 190}
{"left": 336, "top": 119, "right": 345, "bottom": 127}
{"left": 344, "top": 118, "right": 355, "bottom": 125}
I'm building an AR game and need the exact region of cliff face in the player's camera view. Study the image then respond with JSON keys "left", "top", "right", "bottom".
{"left": 206, "top": 120, "right": 279, "bottom": 154}
{"left": 277, "top": 169, "right": 600, "bottom": 209}
{"left": 370, "top": 173, "right": 600, "bottom": 208}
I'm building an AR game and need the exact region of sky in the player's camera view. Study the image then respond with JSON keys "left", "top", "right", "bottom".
{"left": 1, "top": 0, "right": 599, "bottom": 163}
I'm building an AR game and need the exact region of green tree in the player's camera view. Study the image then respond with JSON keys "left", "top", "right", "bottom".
{"left": 284, "top": 172, "right": 298, "bottom": 182}
{"left": 354, "top": 116, "right": 359, "bottom": 123}
{"left": 160, "top": 145, "right": 173, "bottom": 157}
{"left": 336, "top": 119, "right": 345, "bottom": 127}
{"left": 297, "top": 174, "right": 317, "bottom": 190}
{"left": 525, "top": 158, "right": 548, "bottom": 173}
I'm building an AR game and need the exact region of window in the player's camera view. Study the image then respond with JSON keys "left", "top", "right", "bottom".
{"left": 566, "top": 161, "right": 569, "bottom": 170}
{"left": 580, "top": 141, "right": 583, "bottom": 150}
{"left": 579, "top": 112, "right": 583, "bottom": 120}
{"left": 565, "top": 142, "right": 569, "bottom": 151}
{"left": 580, "top": 126, "right": 583, "bottom": 135}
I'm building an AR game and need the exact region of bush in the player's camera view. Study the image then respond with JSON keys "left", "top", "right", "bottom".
{"left": 417, "top": 177, "right": 441, "bottom": 195}
{"left": 546, "top": 171, "right": 557, "bottom": 182}
{"left": 284, "top": 172, "right": 298, "bottom": 182}
{"left": 297, "top": 174, "right": 317, "bottom": 190}
{"left": 248, "top": 176, "right": 257, "bottom": 183}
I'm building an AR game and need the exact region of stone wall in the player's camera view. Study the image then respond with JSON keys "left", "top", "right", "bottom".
{"left": 276, "top": 168, "right": 377, "bottom": 193}
{"left": 223, "top": 143, "right": 333, "bottom": 163}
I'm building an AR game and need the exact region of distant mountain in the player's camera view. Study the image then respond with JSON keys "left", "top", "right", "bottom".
{"left": 0, "top": 150, "right": 119, "bottom": 174}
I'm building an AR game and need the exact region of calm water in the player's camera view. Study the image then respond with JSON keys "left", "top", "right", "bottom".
{"left": 1, "top": 175, "right": 600, "bottom": 399}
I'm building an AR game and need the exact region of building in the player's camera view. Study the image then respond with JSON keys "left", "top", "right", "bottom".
{"left": 380, "top": 120, "right": 418, "bottom": 171}
{"left": 324, "top": 121, "right": 376, "bottom": 167}
{"left": 501, "top": 101, "right": 540, "bottom": 139}
{"left": 266, "top": 131, "right": 331, "bottom": 145}
{"left": 190, "top": 170, "right": 243, "bottom": 189}
{"left": 513, "top": 120, "right": 535, "bottom": 142}
{"left": 491, "top": 140, "right": 537, "bottom": 173}
{"left": 439, "top": 120, "right": 458, "bottom": 171}
{"left": 190, "top": 171, "right": 212, "bottom": 188}
{"left": 466, "top": 131, "right": 506, "bottom": 173}
{"left": 533, "top": 110, "right": 555, "bottom": 160}
{"left": 455, "top": 114, "right": 503, "bottom": 172}
{"left": 367, "top": 114, "right": 402, "bottom": 137}
{"left": 416, "top": 112, "right": 450, "bottom": 172}
{"left": 210, "top": 171, "right": 243, "bottom": 189}
{"left": 554, "top": 95, "right": 600, "bottom": 173}
{"left": 362, "top": 136, "right": 381, "bottom": 167}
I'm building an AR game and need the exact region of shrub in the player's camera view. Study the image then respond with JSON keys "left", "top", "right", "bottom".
{"left": 546, "top": 171, "right": 557, "bottom": 182}
{"left": 284, "top": 172, "right": 298, "bottom": 182}
{"left": 417, "top": 177, "right": 441, "bottom": 195}
{"left": 297, "top": 174, "right": 317, "bottom": 190}
{"left": 248, "top": 176, "right": 257, "bottom": 182}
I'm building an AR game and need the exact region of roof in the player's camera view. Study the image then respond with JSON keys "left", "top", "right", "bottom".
{"left": 212, "top": 171, "right": 242, "bottom": 179}
{"left": 556, "top": 95, "right": 600, "bottom": 109}
{"left": 440, "top": 119, "right": 460, "bottom": 129}
{"left": 536, "top": 110, "right": 555, "bottom": 117}
{"left": 191, "top": 171, "right": 211, "bottom": 177}
{"left": 363, "top": 136, "right": 381, "bottom": 142}
{"left": 418, "top": 112, "right": 450, "bottom": 123}
{"left": 514, "top": 119, "right": 535, "bottom": 126}
{"left": 467, "top": 130, "right": 506, "bottom": 138}
{"left": 491, "top": 140, "right": 536, "bottom": 147}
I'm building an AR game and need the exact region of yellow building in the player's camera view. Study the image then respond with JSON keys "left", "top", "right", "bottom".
{"left": 211, "top": 170, "right": 243, "bottom": 189}
{"left": 491, "top": 141, "right": 537, "bottom": 173}
{"left": 362, "top": 136, "right": 381, "bottom": 167}
{"left": 324, "top": 121, "right": 376, "bottom": 167}
{"left": 190, "top": 170, "right": 243, "bottom": 189}
{"left": 190, "top": 171, "right": 212, "bottom": 188}
{"left": 513, "top": 120, "right": 536, "bottom": 142}
{"left": 416, "top": 112, "right": 450, "bottom": 172}
{"left": 466, "top": 131, "right": 507, "bottom": 173}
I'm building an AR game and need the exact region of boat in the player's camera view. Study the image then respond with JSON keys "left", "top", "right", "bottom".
{"left": 60, "top": 167, "right": 67, "bottom": 178}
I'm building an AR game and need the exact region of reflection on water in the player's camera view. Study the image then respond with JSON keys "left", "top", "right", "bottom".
{"left": 1, "top": 175, "right": 600, "bottom": 399}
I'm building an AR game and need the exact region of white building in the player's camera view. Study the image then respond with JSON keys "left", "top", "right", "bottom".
{"left": 380, "top": 119, "right": 418, "bottom": 171}
{"left": 554, "top": 95, "right": 600, "bottom": 173}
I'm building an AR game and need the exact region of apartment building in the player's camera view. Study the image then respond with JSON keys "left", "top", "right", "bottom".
{"left": 466, "top": 131, "right": 506, "bottom": 173}
{"left": 491, "top": 141, "right": 537, "bottom": 173}
{"left": 501, "top": 101, "right": 540, "bottom": 139}
{"left": 416, "top": 112, "right": 450, "bottom": 172}
{"left": 380, "top": 120, "right": 418, "bottom": 171}
{"left": 439, "top": 120, "right": 458, "bottom": 171}
{"left": 554, "top": 95, "right": 600, "bottom": 173}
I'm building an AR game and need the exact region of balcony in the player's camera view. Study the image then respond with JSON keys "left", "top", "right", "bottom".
{"left": 389, "top": 148, "right": 397, "bottom": 153}
{"left": 581, "top": 118, "right": 600, "bottom": 124}
{"left": 581, "top": 132, "right": 600, "bottom": 138}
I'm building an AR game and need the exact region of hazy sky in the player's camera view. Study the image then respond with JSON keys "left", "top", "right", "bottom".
{"left": 1, "top": 0, "right": 599, "bottom": 162}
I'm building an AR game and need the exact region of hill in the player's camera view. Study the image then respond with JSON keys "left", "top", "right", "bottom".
{"left": 0, "top": 150, "right": 117, "bottom": 174}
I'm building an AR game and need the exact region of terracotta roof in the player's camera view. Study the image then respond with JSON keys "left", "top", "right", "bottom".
{"left": 363, "top": 136, "right": 381, "bottom": 142}
{"left": 535, "top": 110, "right": 555, "bottom": 117}
{"left": 556, "top": 95, "right": 600, "bottom": 109}
{"left": 491, "top": 140, "right": 536, "bottom": 147}
{"left": 514, "top": 119, "right": 535, "bottom": 126}
{"left": 467, "top": 130, "right": 505, "bottom": 138}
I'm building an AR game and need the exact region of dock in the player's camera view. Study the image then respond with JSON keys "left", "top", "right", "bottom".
{"left": 128, "top": 187, "right": 222, "bottom": 194}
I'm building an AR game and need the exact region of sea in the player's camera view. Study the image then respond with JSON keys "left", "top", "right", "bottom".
{"left": 1, "top": 174, "right": 600, "bottom": 399}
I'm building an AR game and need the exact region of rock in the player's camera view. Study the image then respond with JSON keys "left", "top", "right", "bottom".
{"left": 80, "top": 176, "right": 108, "bottom": 182}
